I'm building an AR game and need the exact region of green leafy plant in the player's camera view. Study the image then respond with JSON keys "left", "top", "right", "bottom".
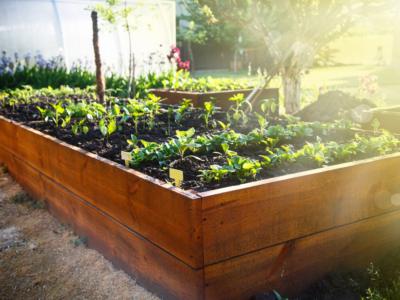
{"left": 99, "top": 116, "right": 117, "bottom": 140}
{"left": 175, "top": 99, "right": 193, "bottom": 124}
{"left": 143, "top": 94, "right": 161, "bottom": 130}
{"left": 228, "top": 93, "right": 252, "bottom": 126}
{"left": 172, "top": 128, "right": 200, "bottom": 159}
{"left": 200, "top": 155, "right": 261, "bottom": 184}
{"left": 202, "top": 101, "right": 216, "bottom": 128}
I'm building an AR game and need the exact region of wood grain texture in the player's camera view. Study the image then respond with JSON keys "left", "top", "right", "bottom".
{"left": 0, "top": 145, "right": 204, "bottom": 300}
{"left": 374, "top": 110, "right": 400, "bottom": 133}
{"left": 2, "top": 115, "right": 400, "bottom": 299}
{"left": 204, "top": 210, "right": 400, "bottom": 300}
{"left": 200, "top": 153, "right": 400, "bottom": 265}
{"left": 0, "top": 117, "right": 203, "bottom": 269}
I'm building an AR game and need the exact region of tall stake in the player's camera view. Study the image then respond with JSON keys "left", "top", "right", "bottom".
{"left": 91, "top": 11, "right": 105, "bottom": 104}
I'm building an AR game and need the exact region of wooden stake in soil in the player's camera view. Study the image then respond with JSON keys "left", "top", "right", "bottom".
{"left": 91, "top": 11, "right": 105, "bottom": 104}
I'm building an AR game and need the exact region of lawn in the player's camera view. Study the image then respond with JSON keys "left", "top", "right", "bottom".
{"left": 195, "top": 64, "right": 400, "bottom": 107}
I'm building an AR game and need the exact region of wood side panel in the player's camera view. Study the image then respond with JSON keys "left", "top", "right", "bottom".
{"left": 201, "top": 153, "right": 400, "bottom": 264}
{"left": 205, "top": 210, "right": 400, "bottom": 300}
{"left": 0, "top": 117, "right": 203, "bottom": 268}
{"left": 0, "top": 146, "right": 204, "bottom": 300}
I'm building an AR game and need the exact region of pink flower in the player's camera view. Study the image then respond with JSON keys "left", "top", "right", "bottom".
{"left": 167, "top": 46, "right": 190, "bottom": 71}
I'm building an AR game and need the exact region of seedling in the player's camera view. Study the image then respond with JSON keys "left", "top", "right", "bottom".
{"left": 175, "top": 99, "right": 192, "bottom": 124}
{"left": 228, "top": 93, "right": 252, "bottom": 126}
{"left": 99, "top": 116, "right": 117, "bottom": 141}
{"left": 202, "top": 101, "right": 216, "bottom": 129}
{"left": 173, "top": 128, "right": 200, "bottom": 159}
{"left": 200, "top": 155, "right": 261, "bottom": 184}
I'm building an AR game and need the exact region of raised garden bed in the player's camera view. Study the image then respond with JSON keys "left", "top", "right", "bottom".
{"left": 372, "top": 106, "right": 400, "bottom": 134}
{"left": 150, "top": 88, "right": 280, "bottom": 114}
{"left": 1, "top": 88, "right": 400, "bottom": 299}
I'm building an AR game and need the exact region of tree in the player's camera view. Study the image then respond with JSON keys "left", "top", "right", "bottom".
{"left": 177, "top": 1, "right": 216, "bottom": 71}
{"left": 94, "top": 0, "right": 137, "bottom": 97}
{"left": 177, "top": 0, "right": 245, "bottom": 70}
{"left": 91, "top": 11, "right": 105, "bottom": 104}
{"left": 197, "top": 0, "right": 386, "bottom": 114}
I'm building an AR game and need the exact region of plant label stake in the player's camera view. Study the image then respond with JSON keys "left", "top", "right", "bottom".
{"left": 169, "top": 168, "right": 184, "bottom": 188}
{"left": 121, "top": 151, "right": 132, "bottom": 167}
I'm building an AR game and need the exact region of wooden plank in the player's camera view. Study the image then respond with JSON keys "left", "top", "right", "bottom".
{"left": 0, "top": 146, "right": 204, "bottom": 300}
{"left": 204, "top": 210, "right": 400, "bottom": 300}
{"left": 0, "top": 117, "right": 203, "bottom": 269}
{"left": 200, "top": 153, "right": 400, "bottom": 265}
{"left": 374, "top": 110, "right": 400, "bottom": 133}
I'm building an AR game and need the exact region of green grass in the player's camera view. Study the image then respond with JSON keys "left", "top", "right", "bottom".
{"left": 194, "top": 32, "right": 400, "bottom": 107}
{"left": 194, "top": 64, "right": 400, "bottom": 107}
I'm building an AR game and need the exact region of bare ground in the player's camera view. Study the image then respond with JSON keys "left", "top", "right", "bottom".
{"left": 0, "top": 168, "right": 158, "bottom": 300}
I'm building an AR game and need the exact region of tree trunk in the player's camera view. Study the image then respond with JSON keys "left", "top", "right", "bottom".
{"left": 188, "top": 40, "right": 195, "bottom": 72}
{"left": 282, "top": 73, "right": 301, "bottom": 114}
{"left": 91, "top": 11, "right": 105, "bottom": 104}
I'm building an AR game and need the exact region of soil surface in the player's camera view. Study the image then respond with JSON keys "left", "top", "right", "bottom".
{"left": 0, "top": 96, "right": 395, "bottom": 192}
{"left": 0, "top": 168, "right": 158, "bottom": 300}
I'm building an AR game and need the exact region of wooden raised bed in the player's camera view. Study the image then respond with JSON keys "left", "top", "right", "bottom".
{"left": 373, "top": 106, "right": 400, "bottom": 133}
{"left": 1, "top": 115, "right": 400, "bottom": 299}
{"left": 150, "top": 88, "right": 280, "bottom": 114}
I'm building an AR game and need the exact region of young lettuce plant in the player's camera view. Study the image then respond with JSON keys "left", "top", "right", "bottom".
{"left": 71, "top": 119, "right": 90, "bottom": 135}
{"left": 228, "top": 93, "right": 252, "bottom": 126}
{"left": 200, "top": 155, "right": 261, "bottom": 184}
{"left": 144, "top": 94, "right": 161, "bottom": 130}
{"left": 175, "top": 99, "right": 192, "bottom": 124}
{"left": 99, "top": 115, "right": 117, "bottom": 142}
{"left": 260, "top": 98, "right": 278, "bottom": 117}
{"left": 202, "top": 101, "right": 216, "bottom": 129}
{"left": 124, "top": 99, "right": 145, "bottom": 134}
{"left": 171, "top": 128, "right": 201, "bottom": 160}
{"left": 37, "top": 101, "right": 65, "bottom": 127}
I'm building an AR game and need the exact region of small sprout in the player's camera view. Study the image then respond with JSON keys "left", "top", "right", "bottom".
{"left": 228, "top": 93, "right": 252, "bottom": 126}
{"left": 175, "top": 99, "right": 192, "bottom": 124}
{"left": 202, "top": 101, "right": 216, "bottom": 128}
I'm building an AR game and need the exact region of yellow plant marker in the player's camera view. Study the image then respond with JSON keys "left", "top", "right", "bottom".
{"left": 121, "top": 151, "right": 132, "bottom": 167}
{"left": 169, "top": 168, "right": 184, "bottom": 188}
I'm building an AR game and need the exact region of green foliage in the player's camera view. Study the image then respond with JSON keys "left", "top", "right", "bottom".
{"left": 175, "top": 99, "right": 193, "bottom": 124}
{"left": 362, "top": 262, "right": 400, "bottom": 300}
{"left": 227, "top": 93, "right": 251, "bottom": 126}
{"left": 200, "top": 155, "right": 262, "bottom": 184}
{"left": 173, "top": 128, "right": 200, "bottom": 159}
{"left": 202, "top": 101, "right": 216, "bottom": 128}
{"left": 160, "top": 70, "right": 253, "bottom": 92}
{"left": 1, "top": 68, "right": 254, "bottom": 97}
{"left": 3, "top": 86, "right": 400, "bottom": 187}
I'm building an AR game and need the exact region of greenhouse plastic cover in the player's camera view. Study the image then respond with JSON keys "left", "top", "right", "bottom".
{"left": 0, "top": 0, "right": 176, "bottom": 75}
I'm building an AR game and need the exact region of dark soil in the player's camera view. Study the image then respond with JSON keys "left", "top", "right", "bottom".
{"left": 0, "top": 100, "right": 379, "bottom": 192}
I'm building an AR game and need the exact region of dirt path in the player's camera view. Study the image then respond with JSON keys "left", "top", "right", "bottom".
{"left": 0, "top": 168, "right": 158, "bottom": 300}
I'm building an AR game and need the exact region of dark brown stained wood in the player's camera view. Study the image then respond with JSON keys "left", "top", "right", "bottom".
{"left": 204, "top": 210, "right": 400, "bottom": 300}
{"left": 200, "top": 152, "right": 400, "bottom": 265}
{"left": 150, "top": 88, "right": 280, "bottom": 113}
{"left": 374, "top": 110, "right": 400, "bottom": 133}
{"left": 0, "top": 146, "right": 204, "bottom": 300}
{"left": 2, "top": 114, "right": 400, "bottom": 299}
{"left": 0, "top": 117, "right": 203, "bottom": 269}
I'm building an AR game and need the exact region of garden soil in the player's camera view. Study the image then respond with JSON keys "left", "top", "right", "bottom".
{"left": 0, "top": 168, "right": 158, "bottom": 300}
